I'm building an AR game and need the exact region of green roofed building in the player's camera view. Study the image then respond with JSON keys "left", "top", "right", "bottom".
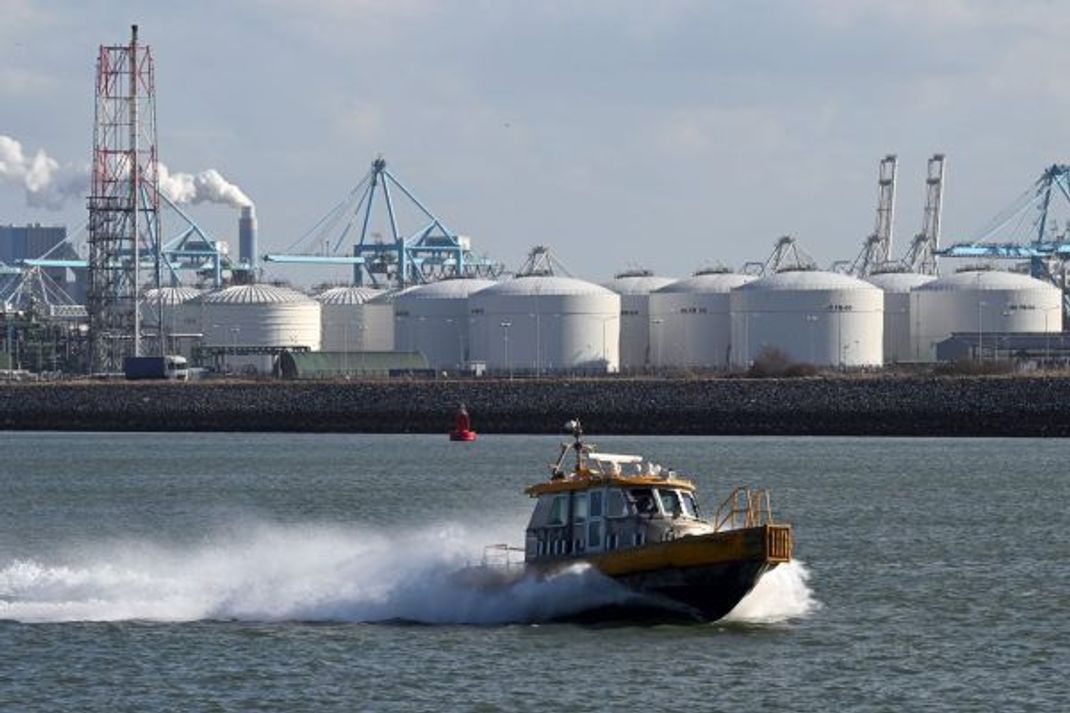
{"left": 278, "top": 351, "right": 430, "bottom": 379}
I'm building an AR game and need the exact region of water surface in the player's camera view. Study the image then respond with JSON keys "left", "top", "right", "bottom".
{"left": 0, "top": 433, "right": 1065, "bottom": 711}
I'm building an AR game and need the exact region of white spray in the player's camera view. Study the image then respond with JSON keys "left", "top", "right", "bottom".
{"left": 0, "top": 521, "right": 818, "bottom": 625}
{"left": 0, "top": 133, "right": 252, "bottom": 210}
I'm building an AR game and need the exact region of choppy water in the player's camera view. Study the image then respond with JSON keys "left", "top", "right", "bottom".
{"left": 0, "top": 432, "right": 1065, "bottom": 711}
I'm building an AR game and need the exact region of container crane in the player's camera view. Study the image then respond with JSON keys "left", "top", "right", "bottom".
{"left": 901, "top": 153, "right": 946, "bottom": 275}
{"left": 264, "top": 157, "right": 504, "bottom": 289}
{"left": 742, "top": 235, "right": 817, "bottom": 276}
{"left": 937, "top": 162, "right": 1070, "bottom": 315}
{"left": 848, "top": 154, "right": 898, "bottom": 276}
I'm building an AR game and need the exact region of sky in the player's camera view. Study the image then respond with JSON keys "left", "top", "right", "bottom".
{"left": 3, "top": 0, "right": 1070, "bottom": 286}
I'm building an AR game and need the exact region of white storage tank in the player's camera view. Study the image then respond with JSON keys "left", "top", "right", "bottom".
{"left": 393, "top": 278, "right": 496, "bottom": 370}
{"left": 193, "top": 283, "right": 321, "bottom": 375}
{"left": 909, "top": 269, "right": 1063, "bottom": 362}
{"left": 866, "top": 271, "right": 935, "bottom": 363}
{"left": 139, "top": 286, "right": 203, "bottom": 360}
{"left": 315, "top": 286, "right": 393, "bottom": 352}
{"left": 469, "top": 275, "right": 621, "bottom": 374}
{"left": 602, "top": 270, "right": 675, "bottom": 371}
{"left": 649, "top": 269, "right": 754, "bottom": 369}
{"left": 730, "top": 269, "right": 884, "bottom": 367}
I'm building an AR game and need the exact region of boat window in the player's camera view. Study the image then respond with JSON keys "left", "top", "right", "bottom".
{"left": 681, "top": 492, "right": 698, "bottom": 518}
{"left": 589, "top": 491, "right": 603, "bottom": 519}
{"left": 606, "top": 490, "right": 628, "bottom": 518}
{"left": 548, "top": 496, "right": 568, "bottom": 526}
{"left": 629, "top": 488, "right": 657, "bottom": 516}
{"left": 573, "top": 493, "right": 588, "bottom": 523}
{"left": 588, "top": 521, "right": 602, "bottom": 548}
{"left": 658, "top": 489, "right": 683, "bottom": 518}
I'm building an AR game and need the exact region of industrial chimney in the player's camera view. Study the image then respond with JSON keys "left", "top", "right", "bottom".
{"left": 239, "top": 205, "right": 257, "bottom": 267}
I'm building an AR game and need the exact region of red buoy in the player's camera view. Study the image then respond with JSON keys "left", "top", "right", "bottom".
{"left": 449, "top": 404, "right": 477, "bottom": 441}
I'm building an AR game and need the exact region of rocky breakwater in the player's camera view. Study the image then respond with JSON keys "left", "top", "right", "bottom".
{"left": 1, "top": 376, "right": 1069, "bottom": 436}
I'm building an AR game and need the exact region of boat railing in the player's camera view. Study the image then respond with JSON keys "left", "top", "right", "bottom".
{"left": 713, "top": 487, "right": 776, "bottom": 532}
{"left": 481, "top": 543, "right": 526, "bottom": 568}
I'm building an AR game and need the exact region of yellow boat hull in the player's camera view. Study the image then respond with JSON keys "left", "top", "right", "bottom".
{"left": 532, "top": 524, "right": 793, "bottom": 622}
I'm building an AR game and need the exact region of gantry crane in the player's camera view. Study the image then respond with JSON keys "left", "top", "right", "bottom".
{"left": 848, "top": 154, "right": 898, "bottom": 276}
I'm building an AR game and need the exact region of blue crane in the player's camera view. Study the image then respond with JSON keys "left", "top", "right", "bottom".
{"left": 264, "top": 157, "right": 503, "bottom": 288}
{"left": 937, "top": 163, "right": 1070, "bottom": 315}
{"left": 18, "top": 188, "right": 233, "bottom": 289}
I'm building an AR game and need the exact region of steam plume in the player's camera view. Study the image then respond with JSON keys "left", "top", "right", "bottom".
{"left": 0, "top": 134, "right": 252, "bottom": 210}
{"left": 0, "top": 134, "right": 88, "bottom": 210}
{"left": 156, "top": 164, "right": 252, "bottom": 208}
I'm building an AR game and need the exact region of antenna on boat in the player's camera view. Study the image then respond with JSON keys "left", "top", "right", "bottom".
{"left": 566, "top": 419, "right": 586, "bottom": 474}
{"left": 550, "top": 418, "right": 587, "bottom": 478}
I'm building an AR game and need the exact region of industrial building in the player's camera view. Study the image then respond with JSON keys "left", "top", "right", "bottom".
{"left": 909, "top": 269, "right": 1063, "bottom": 362}
{"left": 315, "top": 286, "right": 393, "bottom": 352}
{"left": 393, "top": 278, "right": 495, "bottom": 370}
{"left": 191, "top": 284, "right": 321, "bottom": 375}
{"left": 603, "top": 270, "right": 675, "bottom": 372}
{"left": 5, "top": 26, "right": 1070, "bottom": 382}
{"left": 0, "top": 224, "right": 84, "bottom": 301}
{"left": 649, "top": 269, "right": 754, "bottom": 370}
{"left": 139, "top": 286, "right": 203, "bottom": 360}
{"left": 866, "top": 271, "right": 935, "bottom": 363}
{"left": 468, "top": 274, "right": 621, "bottom": 374}
{"left": 730, "top": 269, "right": 885, "bottom": 368}
{"left": 936, "top": 331, "right": 1070, "bottom": 365}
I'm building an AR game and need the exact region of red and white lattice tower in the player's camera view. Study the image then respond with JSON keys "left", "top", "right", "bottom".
{"left": 87, "top": 24, "right": 162, "bottom": 372}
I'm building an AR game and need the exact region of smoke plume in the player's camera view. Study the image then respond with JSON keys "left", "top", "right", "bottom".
{"left": 156, "top": 164, "right": 252, "bottom": 208}
{"left": 0, "top": 134, "right": 88, "bottom": 210}
{"left": 0, "top": 134, "right": 252, "bottom": 210}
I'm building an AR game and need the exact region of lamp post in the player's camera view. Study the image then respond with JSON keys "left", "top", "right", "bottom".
{"left": 356, "top": 323, "right": 366, "bottom": 376}
{"left": 445, "top": 317, "right": 462, "bottom": 371}
{"left": 804, "top": 314, "right": 818, "bottom": 363}
{"left": 500, "top": 320, "right": 512, "bottom": 380}
{"left": 652, "top": 318, "right": 664, "bottom": 375}
{"left": 342, "top": 321, "right": 348, "bottom": 375}
{"left": 230, "top": 326, "right": 240, "bottom": 374}
{"left": 526, "top": 312, "right": 542, "bottom": 376}
{"left": 1045, "top": 306, "right": 1054, "bottom": 368}
{"left": 978, "top": 299, "right": 986, "bottom": 362}
{"left": 600, "top": 316, "right": 615, "bottom": 373}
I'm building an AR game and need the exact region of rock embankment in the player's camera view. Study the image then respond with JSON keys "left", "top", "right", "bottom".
{"left": 1, "top": 376, "right": 1069, "bottom": 436}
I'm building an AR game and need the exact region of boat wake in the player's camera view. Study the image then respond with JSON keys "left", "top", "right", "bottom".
{"left": 0, "top": 522, "right": 817, "bottom": 625}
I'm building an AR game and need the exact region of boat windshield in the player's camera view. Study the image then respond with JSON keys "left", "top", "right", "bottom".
{"left": 548, "top": 495, "right": 568, "bottom": 526}
{"left": 629, "top": 488, "right": 657, "bottom": 516}
{"left": 680, "top": 491, "right": 698, "bottom": 518}
{"left": 657, "top": 489, "right": 683, "bottom": 517}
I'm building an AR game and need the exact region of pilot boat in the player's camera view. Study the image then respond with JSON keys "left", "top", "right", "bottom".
{"left": 502, "top": 419, "right": 794, "bottom": 622}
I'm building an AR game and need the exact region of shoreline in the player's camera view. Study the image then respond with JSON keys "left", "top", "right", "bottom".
{"left": 2, "top": 375, "right": 1069, "bottom": 437}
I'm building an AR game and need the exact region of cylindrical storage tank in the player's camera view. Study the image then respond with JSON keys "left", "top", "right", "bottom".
{"left": 315, "top": 286, "right": 393, "bottom": 352}
{"left": 469, "top": 276, "right": 621, "bottom": 374}
{"left": 393, "top": 278, "right": 496, "bottom": 370}
{"left": 649, "top": 270, "right": 754, "bottom": 370}
{"left": 909, "top": 269, "right": 1063, "bottom": 362}
{"left": 866, "top": 271, "right": 935, "bottom": 363}
{"left": 730, "top": 269, "right": 884, "bottom": 367}
{"left": 139, "top": 286, "right": 203, "bottom": 328}
{"left": 602, "top": 270, "right": 675, "bottom": 371}
{"left": 193, "top": 284, "right": 321, "bottom": 375}
{"left": 139, "top": 286, "right": 203, "bottom": 360}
